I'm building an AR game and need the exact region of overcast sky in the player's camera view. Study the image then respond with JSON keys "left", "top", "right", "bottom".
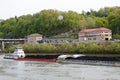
{"left": 0, "top": 0, "right": 120, "bottom": 19}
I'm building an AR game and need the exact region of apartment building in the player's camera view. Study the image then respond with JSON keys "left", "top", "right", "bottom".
{"left": 79, "top": 28, "right": 112, "bottom": 42}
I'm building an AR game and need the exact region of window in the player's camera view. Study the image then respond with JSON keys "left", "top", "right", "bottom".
{"left": 88, "top": 38, "right": 91, "bottom": 40}
{"left": 105, "top": 34, "right": 108, "bottom": 36}
{"left": 93, "top": 38, "right": 96, "bottom": 40}
{"left": 83, "top": 37, "right": 87, "bottom": 40}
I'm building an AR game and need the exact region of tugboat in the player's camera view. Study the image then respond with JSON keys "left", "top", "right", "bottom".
{"left": 4, "top": 47, "right": 26, "bottom": 59}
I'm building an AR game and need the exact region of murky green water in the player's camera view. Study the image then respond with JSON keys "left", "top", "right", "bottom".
{"left": 0, "top": 55, "right": 120, "bottom": 80}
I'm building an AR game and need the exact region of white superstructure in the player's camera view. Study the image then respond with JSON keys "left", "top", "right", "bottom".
{"left": 4, "top": 47, "right": 25, "bottom": 59}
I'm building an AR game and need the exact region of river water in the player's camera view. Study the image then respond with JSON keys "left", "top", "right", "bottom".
{"left": 0, "top": 55, "right": 120, "bottom": 80}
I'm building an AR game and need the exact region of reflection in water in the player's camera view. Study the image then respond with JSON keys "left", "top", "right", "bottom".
{"left": 0, "top": 55, "right": 120, "bottom": 80}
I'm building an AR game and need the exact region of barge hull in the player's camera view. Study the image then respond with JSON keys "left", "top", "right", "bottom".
{"left": 15, "top": 58, "right": 57, "bottom": 62}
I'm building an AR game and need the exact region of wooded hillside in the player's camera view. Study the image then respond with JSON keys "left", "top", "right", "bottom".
{"left": 0, "top": 6, "right": 120, "bottom": 39}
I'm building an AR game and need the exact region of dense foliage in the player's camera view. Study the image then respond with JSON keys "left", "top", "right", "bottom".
{"left": 4, "top": 42, "right": 120, "bottom": 54}
{"left": 0, "top": 6, "right": 120, "bottom": 39}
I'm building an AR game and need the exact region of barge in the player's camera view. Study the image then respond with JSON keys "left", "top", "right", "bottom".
{"left": 57, "top": 54, "right": 120, "bottom": 66}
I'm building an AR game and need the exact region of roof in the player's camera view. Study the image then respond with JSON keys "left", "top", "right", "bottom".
{"left": 80, "top": 28, "right": 111, "bottom": 33}
{"left": 27, "top": 33, "right": 42, "bottom": 37}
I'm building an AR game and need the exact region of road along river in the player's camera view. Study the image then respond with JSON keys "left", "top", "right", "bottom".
{"left": 0, "top": 55, "right": 120, "bottom": 80}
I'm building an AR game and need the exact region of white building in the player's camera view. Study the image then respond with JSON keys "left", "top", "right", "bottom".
{"left": 79, "top": 28, "right": 112, "bottom": 42}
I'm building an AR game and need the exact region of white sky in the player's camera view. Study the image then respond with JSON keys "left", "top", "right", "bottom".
{"left": 0, "top": 0, "right": 120, "bottom": 19}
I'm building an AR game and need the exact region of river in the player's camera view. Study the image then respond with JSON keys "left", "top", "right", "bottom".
{"left": 0, "top": 55, "right": 120, "bottom": 80}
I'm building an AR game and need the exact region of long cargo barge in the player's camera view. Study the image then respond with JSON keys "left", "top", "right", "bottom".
{"left": 57, "top": 55, "right": 120, "bottom": 66}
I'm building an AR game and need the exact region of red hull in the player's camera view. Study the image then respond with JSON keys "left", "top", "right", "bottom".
{"left": 15, "top": 58, "right": 57, "bottom": 62}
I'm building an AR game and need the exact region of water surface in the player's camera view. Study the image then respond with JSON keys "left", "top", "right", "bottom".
{"left": 0, "top": 55, "right": 120, "bottom": 80}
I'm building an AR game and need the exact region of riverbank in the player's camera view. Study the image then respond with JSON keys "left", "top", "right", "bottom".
{"left": 3, "top": 41, "right": 120, "bottom": 55}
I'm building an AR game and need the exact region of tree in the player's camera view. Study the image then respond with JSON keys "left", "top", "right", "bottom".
{"left": 108, "top": 7, "right": 120, "bottom": 34}
{"left": 0, "top": 7, "right": 120, "bottom": 38}
{"left": 95, "top": 17, "right": 108, "bottom": 28}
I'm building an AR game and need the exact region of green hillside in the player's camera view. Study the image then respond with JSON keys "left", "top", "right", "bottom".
{"left": 0, "top": 6, "right": 120, "bottom": 39}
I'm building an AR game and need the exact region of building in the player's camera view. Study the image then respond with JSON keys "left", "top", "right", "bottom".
{"left": 79, "top": 28, "right": 112, "bottom": 42}
{"left": 27, "top": 33, "right": 42, "bottom": 44}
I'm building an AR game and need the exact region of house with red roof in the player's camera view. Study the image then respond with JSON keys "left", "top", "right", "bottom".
{"left": 79, "top": 27, "right": 112, "bottom": 42}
